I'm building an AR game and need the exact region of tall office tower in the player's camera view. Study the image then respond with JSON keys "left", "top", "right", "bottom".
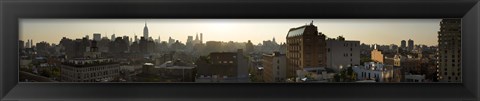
{"left": 437, "top": 19, "right": 461, "bottom": 82}
{"left": 408, "top": 39, "right": 414, "bottom": 51}
{"left": 285, "top": 22, "right": 327, "bottom": 79}
{"left": 143, "top": 21, "right": 149, "bottom": 39}
{"left": 401, "top": 40, "right": 406, "bottom": 50}
{"left": 200, "top": 33, "right": 203, "bottom": 44}
{"left": 30, "top": 39, "right": 33, "bottom": 48}
{"left": 26, "top": 40, "right": 30, "bottom": 48}
{"left": 93, "top": 33, "right": 101, "bottom": 41}
{"left": 195, "top": 33, "right": 199, "bottom": 41}
{"left": 111, "top": 34, "right": 116, "bottom": 41}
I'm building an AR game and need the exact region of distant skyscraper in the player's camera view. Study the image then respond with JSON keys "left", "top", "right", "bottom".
{"left": 437, "top": 19, "right": 461, "bottom": 82}
{"left": 143, "top": 21, "right": 149, "bottom": 39}
{"left": 200, "top": 33, "right": 203, "bottom": 44}
{"left": 272, "top": 37, "right": 276, "bottom": 43}
{"left": 111, "top": 34, "right": 116, "bottom": 41}
{"left": 168, "top": 37, "right": 175, "bottom": 46}
{"left": 400, "top": 40, "right": 406, "bottom": 49}
{"left": 30, "top": 39, "right": 33, "bottom": 48}
{"left": 26, "top": 40, "right": 30, "bottom": 48}
{"left": 187, "top": 36, "right": 193, "bottom": 44}
{"left": 195, "top": 34, "right": 199, "bottom": 41}
{"left": 408, "top": 39, "right": 414, "bottom": 51}
{"left": 134, "top": 34, "right": 138, "bottom": 42}
{"left": 93, "top": 33, "right": 101, "bottom": 41}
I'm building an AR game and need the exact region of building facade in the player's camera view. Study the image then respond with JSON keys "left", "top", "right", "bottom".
{"left": 262, "top": 52, "right": 287, "bottom": 82}
{"left": 286, "top": 22, "right": 327, "bottom": 79}
{"left": 437, "top": 19, "right": 461, "bottom": 82}
{"left": 60, "top": 58, "right": 120, "bottom": 82}
{"left": 326, "top": 38, "right": 360, "bottom": 71}
{"left": 408, "top": 39, "right": 414, "bottom": 51}
{"left": 195, "top": 49, "right": 249, "bottom": 82}
{"left": 371, "top": 49, "right": 384, "bottom": 63}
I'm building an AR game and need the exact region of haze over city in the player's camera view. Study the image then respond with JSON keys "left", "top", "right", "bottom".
{"left": 20, "top": 19, "right": 440, "bottom": 46}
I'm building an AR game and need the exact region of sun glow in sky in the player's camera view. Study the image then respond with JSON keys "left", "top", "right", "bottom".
{"left": 20, "top": 19, "right": 443, "bottom": 46}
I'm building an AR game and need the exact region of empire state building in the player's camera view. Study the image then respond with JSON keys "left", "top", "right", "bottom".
{"left": 143, "top": 21, "right": 149, "bottom": 39}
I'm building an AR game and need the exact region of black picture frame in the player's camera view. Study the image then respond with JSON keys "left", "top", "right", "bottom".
{"left": 1, "top": 0, "right": 479, "bottom": 101}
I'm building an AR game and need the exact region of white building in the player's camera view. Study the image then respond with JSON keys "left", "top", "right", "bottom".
{"left": 326, "top": 39, "right": 360, "bottom": 72}
{"left": 353, "top": 62, "right": 394, "bottom": 82}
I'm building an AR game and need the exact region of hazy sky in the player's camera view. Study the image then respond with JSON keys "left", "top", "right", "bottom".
{"left": 20, "top": 19, "right": 442, "bottom": 46}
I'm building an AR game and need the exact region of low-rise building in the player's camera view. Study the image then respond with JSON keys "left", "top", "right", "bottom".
{"left": 60, "top": 58, "right": 120, "bottom": 82}
{"left": 195, "top": 49, "right": 249, "bottom": 82}
{"left": 353, "top": 62, "right": 394, "bottom": 82}
{"left": 295, "top": 67, "right": 335, "bottom": 82}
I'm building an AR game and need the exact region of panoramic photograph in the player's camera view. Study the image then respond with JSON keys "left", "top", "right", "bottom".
{"left": 18, "top": 19, "right": 461, "bottom": 83}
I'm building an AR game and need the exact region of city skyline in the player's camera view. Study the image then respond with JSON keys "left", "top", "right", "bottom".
{"left": 20, "top": 19, "right": 441, "bottom": 46}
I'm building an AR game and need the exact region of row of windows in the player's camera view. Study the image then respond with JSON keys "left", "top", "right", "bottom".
{"left": 218, "top": 61, "right": 234, "bottom": 64}
{"left": 343, "top": 43, "right": 358, "bottom": 47}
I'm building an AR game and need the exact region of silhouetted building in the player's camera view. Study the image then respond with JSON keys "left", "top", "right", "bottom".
{"left": 110, "top": 37, "right": 129, "bottom": 54}
{"left": 19, "top": 40, "right": 25, "bottom": 49}
{"left": 35, "top": 41, "right": 51, "bottom": 57}
{"left": 143, "top": 21, "right": 149, "bottom": 39}
{"left": 408, "top": 39, "right": 414, "bottom": 51}
{"left": 245, "top": 40, "right": 254, "bottom": 54}
{"left": 437, "top": 19, "right": 461, "bottom": 82}
{"left": 196, "top": 49, "right": 248, "bottom": 82}
{"left": 93, "top": 33, "right": 101, "bottom": 41}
